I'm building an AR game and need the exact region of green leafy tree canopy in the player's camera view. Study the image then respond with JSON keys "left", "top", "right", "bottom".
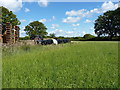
{"left": 83, "top": 34, "right": 95, "bottom": 39}
{"left": 49, "top": 33, "right": 56, "bottom": 38}
{"left": 24, "top": 21, "right": 47, "bottom": 38}
{"left": 0, "top": 6, "right": 21, "bottom": 34}
{"left": 94, "top": 8, "right": 120, "bottom": 38}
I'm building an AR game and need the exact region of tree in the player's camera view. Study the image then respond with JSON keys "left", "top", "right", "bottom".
{"left": 19, "top": 36, "right": 30, "bottom": 40}
{"left": 49, "top": 33, "right": 55, "bottom": 38}
{"left": 24, "top": 21, "right": 47, "bottom": 38}
{"left": 83, "top": 34, "right": 95, "bottom": 39}
{"left": 0, "top": 6, "right": 21, "bottom": 34}
{"left": 94, "top": 8, "right": 120, "bottom": 38}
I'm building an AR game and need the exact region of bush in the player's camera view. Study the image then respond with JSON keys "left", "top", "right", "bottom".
{"left": 19, "top": 36, "right": 30, "bottom": 40}
{"left": 83, "top": 34, "right": 96, "bottom": 40}
{"left": 86, "top": 36, "right": 120, "bottom": 41}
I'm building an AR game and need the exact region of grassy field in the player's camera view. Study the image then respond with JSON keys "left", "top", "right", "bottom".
{"left": 2, "top": 41, "right": 118, "bottom": 88}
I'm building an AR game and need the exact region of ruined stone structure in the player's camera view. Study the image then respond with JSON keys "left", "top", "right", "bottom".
{"left": 0, "top": 22, "right": 20, "bottom": 44}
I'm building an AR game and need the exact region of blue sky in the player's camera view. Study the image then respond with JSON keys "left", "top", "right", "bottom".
{"left": 0, "top": 0, "right": 119, "bottom": 37}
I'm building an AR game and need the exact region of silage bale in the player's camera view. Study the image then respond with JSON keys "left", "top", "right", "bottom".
{"left": 52, "top": 39, "right": 58, "bottom": 45}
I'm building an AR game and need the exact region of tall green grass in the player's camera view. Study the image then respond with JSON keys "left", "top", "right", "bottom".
{"left": 2, "top": 41, "right": 118, "bottom": 88}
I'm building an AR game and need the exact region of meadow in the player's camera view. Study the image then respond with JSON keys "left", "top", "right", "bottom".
{"left": 2, "top": 41, "right": 119, "bottom": 88}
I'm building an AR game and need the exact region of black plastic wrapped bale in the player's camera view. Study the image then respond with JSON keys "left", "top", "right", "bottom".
{"left": 41, "top": 39, "right": 53, "bottom": 45}
{"left": 46, "top": 39, "right": 53, "bottom": 44}
{"left": 63, "top": 39, "right": 68, "bottom": 43}
{"left": 57, "top": 39, "right": 63, "bottom": 44}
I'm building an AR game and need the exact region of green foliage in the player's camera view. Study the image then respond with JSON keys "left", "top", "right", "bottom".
{"left": 0, "top": 6, "right": 21, "bottom": 34}
{"left": 69, "top": 37, "right": 85, "bottom": 41}
{"left": 2, "top": 42, "right": 118, "bottom": 88}
{"left": 44, "top": 35, "right": 119, "bottom": 41}
{"left": 58, "top": 36, "right": 64, "bottom": 39}
{"left": 86, "top": 36, "right": 120, "bottom": 41}
{"left": 24, "top": 21, "right": 47, "bottom": 37}
{"left": 83, "top": 34, "right": 95, "bottom": 39}
{"left": 49, "top": 33, "right": 56, "bottom": 38}
{"left": 94, "top": 8, "right": 120, "bottom": 38}
{"left": 19, "top": 36, "right": 30, "bottom": 40}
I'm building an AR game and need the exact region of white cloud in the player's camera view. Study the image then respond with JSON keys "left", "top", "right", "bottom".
{"left": 0, "top": 0, "right": 22, "bottom": 12}
{"left": 38, "top": 0, "right": 48, "bottom": 7}
{"left": 82, "top": 31, "right": 86, "bottom": 35}
{"left": 51, "top": 24, "right": 59, "bottom": 29}
{"left": 21, "top": 30, "right": 25, "bottom": 33}
{"left": 101, "top": 1, "right": 118, "bottom": 12}
{"left": 22, "top": 0, "right": 36, "bottom": 2}
{"left": 22, "top": 26, "right": 25, "bottom": 30}
{"left": 84, "top": 19, "right": 91, "bottom": 23}
{"left": 20, "top": 19, "right": 26, "bottom": 22}
{"left": 92, "top": 31, "right": 96, "bottom": 36}
{"left": 49, "top": 29, "right": 81, "bottom": 37}
{"left": 65, "top": 9, "right": 90, "bottom": 18}
{"left": 25, "top": 8, "right": 30, "bottom": 12}
{"left": 0, "top": 0, "right": 49, "bottom": 13}
{"left": 66, "top": 1, "right": 118, "bottom": 16}
{"left": 63, "top": 1, "right": 118, "bottom": 23}
{"left": 49, "top": 29, "right": 65, "bottom": 37}
{"left": 62, "top": 17, "right": 81, "bottom": 23}
{"left": 89, "top": 27, "right": 97, "bottom": 36}
{"left": 39, "top": 16, "right": 55, "bottom": 23}
{"left": 63, "top": 10, "right": 88, "bottom": 23}
{"left": 23, "top": 0, "right": 49, "bottom": 7}
{"left": 72, "top": 23, "right": 80, "bottom": 27}
{"left": 39, "top": 18, "right": 47, "bottom": 23}
{"left": 49, "top": 28, "right": 97, "bottom": 37}
{"left": 66, "top": 9, "right": 87, "bottom": 16}
{"left": 20, "top": 26, "right": 26, "bottom": 37}
{"left": 90, "top": 8, "right": 100, "bottom": 13}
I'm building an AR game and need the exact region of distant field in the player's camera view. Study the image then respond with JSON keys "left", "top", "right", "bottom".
{"left": 2, "top": 41, "right": 118, "bottom": 88}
